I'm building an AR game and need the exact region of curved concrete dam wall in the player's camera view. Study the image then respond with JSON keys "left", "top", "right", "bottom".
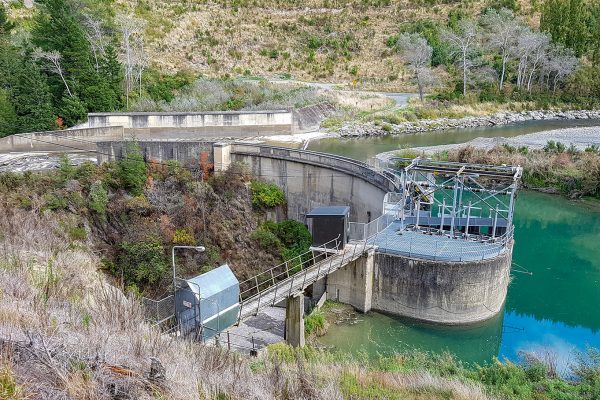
{"left": 96, "top": 141, "right": 397, "bottom": 223}
{"left": 228, "top": 144, "right": 397, "bottom": 223}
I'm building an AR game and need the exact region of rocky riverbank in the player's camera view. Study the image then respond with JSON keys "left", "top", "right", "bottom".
{"left": 375, "top": 126, "right": 600, "bottom": 161}
{"left": 339, "top": 109, "right": 600, "bottom": 137}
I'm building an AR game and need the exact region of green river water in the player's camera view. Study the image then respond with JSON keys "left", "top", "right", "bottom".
{"left": 306, "top": 120, "right": 600, "bottom": 370}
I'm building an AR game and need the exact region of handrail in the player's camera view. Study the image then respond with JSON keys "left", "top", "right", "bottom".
{"left": 238, "top": 235, "right": 342, "bottom": 302}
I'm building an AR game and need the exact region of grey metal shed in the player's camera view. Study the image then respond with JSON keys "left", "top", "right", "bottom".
{"left": 175, "top": 264, "right": 240, "bottom": 340}
{"left": 306, "top": 206, "right": 350, "bottom": 249}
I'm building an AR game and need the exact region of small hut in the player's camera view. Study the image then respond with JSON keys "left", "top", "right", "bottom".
{"left": 175, "top": 264, "right": 239, "bottom": 339}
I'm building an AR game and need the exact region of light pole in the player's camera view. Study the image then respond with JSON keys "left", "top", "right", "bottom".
{"left": 172, "top": 245, "right": 205, "bottom": 327}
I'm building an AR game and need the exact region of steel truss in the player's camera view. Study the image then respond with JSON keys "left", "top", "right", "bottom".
{"left": 391, "top": 157, "right": 522, "bottom": 241}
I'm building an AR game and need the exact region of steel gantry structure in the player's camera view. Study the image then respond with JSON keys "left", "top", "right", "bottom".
{"left": 390, "top": 157, "right": 523, "bottom": 242}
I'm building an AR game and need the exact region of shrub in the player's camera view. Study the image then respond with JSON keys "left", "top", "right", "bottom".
{"left": 117, "top": 142, "right": 147, "bottom": 196}
{"left": 43, "top": 193, "right": 68, "bottom": 210}
{"left": 58, "top": 154, "right": 76, "bottom": 183}
{"left": 250, "top": 227, "right": 282, "bottom": 249}
{"left": 172, "top": 228, "right": 196, "bottom": 245}
{"left": 304, "top": 308, "right": 326, "bottom": 336}
{"left": 89, "top": 180, "right": 108, "bottom": 217}
{"left": 250, "top": 180, "right": 285, "bottom": 209}
{"left": 67, "top": 225, "right": 87, "bottom": 242}
{"left": 117, "top": 238, "right": 167, "bottom": 286}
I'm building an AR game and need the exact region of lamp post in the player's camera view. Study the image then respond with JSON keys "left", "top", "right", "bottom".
{"left": 172, "top": 245, "right": 205, "bottom": 327}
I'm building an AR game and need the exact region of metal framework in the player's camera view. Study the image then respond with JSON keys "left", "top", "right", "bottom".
{"left": 392, "top": 157, "right": 522, "bottom": 242}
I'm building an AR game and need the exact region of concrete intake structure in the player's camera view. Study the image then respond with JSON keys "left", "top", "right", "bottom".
{"left": 325, "top": 246, "right": 513, "bottom": 324}
{"left": 88, "top": 110, "right": 293, "bottom": 137}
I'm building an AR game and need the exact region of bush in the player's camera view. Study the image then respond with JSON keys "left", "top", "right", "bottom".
{"left": 58, "top": 154, "right": 75, "bottom": 182}
{"left": 89, "top": 180, "right": 108, "bottom": 217}
{"left": 117, "top": 142, "right": 147, "bottom": 196}
{"left": 43, "top": 193, "right": 68, "bottom": 210}
{"left": 117, "top": 238, "right": 167, "bottom": 286}
{"left": 304, "top": 308, "right": 326, "bottom": 336}
{"left": 172, "top": 228, "right": 196, "bottom": 245}
{"left": 250, "top": 227, "right": 282, "bottom": 249}
{"left": 250, "top": 180, "right": 285, "bottom": 209}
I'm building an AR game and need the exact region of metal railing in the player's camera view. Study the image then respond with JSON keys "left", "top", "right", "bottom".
{"left": 373, "top": 225, "right": 514, "bottom": 262}
{"left": 238, "top": 235, "right": 343, "bottom": 303}
{"left": 237, "top": 234, "right": 373, "bottom": 321}
{"left": 142, "top": 295, "right": 175, "bottom": 326}
{"left": 163, "top": 311, "right": 262, "bottom": 354}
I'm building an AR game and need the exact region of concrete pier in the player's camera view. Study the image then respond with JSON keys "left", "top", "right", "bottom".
{"left": 326, "top": 248, "right": 375, "bottom": 313}
{"left": 284, "top": 294, "right": 305, "bottom": 347}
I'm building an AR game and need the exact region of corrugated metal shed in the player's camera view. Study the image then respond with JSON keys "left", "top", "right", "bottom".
{"left": 175, "top": 264, "right": 240, "bottom": 339}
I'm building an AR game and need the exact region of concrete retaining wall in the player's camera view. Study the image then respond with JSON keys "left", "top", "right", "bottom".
{"left": 0, "top": 126, "right": 124, "bottom": 152}
{"left": 229, "top": 145, "right": 396, "bottom": 222}
{"left": 88, "top": 111, "right": 293, "bottom": 137}
{"left": 96, "top": 141, "right": 215, "bottom": 165}
{"left": 371, "top": 245, "right": 513, "bottom": 324}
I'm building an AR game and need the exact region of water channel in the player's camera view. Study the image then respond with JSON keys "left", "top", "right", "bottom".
{"left": 309, "top": 119, "right": 600, "bottom": 370}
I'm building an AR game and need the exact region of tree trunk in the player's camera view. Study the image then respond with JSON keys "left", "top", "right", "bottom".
{"left": 416, "top": 69, "right": 424, "bottom": 102}
{"left": 462, "top": 52, "right": 467, "bottom": 96}
{"left": 499, "top": 51, "right": 507, "bottom": 91}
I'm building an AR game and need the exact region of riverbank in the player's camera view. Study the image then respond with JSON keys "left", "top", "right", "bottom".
{"left": 376, "top": 125, "right": 600, "bottom": 160}
{"left": 340, "top": 109, "right": 600, "bottom": 137}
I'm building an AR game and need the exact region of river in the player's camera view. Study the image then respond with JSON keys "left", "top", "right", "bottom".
{"left": 310, "top": 119, "right": 600, "bottom": 371}
{"left": 307, "top": 119, "right": 600, "bottom": 160}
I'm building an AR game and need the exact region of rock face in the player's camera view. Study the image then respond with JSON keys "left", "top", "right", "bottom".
{"left": 338, "top": 109, "right": 600, "bottom": 137}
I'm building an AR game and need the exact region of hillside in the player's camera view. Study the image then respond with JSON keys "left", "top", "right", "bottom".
{"left": 122, "top": 0, "right": 538, "bottom": 88}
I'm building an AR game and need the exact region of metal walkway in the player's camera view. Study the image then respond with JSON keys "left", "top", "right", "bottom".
{"left": 238, "top": 240, "right": 368, "bottom": 322}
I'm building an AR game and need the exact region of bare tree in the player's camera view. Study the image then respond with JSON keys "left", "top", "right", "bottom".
{"left": 396, "top": 33, "right": 434, "bottom": 101}
{"left": 442, "top": 19, "right": 478, "bottom": 96}
{"left": 32, "top": 48, "right": 73, "bottom": 97}
{"left": 543, "top": 45, "right": 578, "bottom": 93}
{"left": 82, "top": 13, "right": 108, "bottom": 72}
{"left": 514, "top": 30, "right": 550, "bottom": 92}
{"left": 116, "top": 13, "right": 146, "bottom": 109}
{"left": 480, "top": 8, "right": 522, "bottom": 91}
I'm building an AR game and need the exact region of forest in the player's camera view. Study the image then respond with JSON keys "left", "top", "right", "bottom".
{"left": 0, "top": 0, "right": 599, "bottom": 136}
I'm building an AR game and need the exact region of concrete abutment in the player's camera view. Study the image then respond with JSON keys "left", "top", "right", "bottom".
{"left": 284, "top": 294, "right": 305, "bottom": 347}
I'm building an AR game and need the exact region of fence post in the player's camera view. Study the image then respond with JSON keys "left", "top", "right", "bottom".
{"left": 254, "top": 276, "right": 260, "bottom": 297}
{"left": 288, "top": 275, "right": 295, "bottom": 297}
{"left": 227, "top": 331, "right": 231, "bottom": 351}
{"left": 272, "top": 282, "right": 278, "bottom": 305}
{"left": 270, "top": 269, "right": 275, "bottom": 286}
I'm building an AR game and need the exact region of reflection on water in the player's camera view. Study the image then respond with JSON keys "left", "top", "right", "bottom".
{"left": 318, "top": 185, "right": 600, "bottom": 365}
{"left": 307, "top": 119, "right": 600, "bottom": 161}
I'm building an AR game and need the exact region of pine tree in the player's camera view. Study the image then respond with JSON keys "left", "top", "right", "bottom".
{"left": 0, "top": 88, "right": 17, "bottom": 137}
{"left": 11, "top": 58, "right": 56, "bottom": 133}
{"left": 31, "top": 0, "right": 123, "bottom": 117}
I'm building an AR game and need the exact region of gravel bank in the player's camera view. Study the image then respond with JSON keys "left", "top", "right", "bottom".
{"left": 340, "top": 109, "right": 600, "bottom": 137}
{"left": 376, "top": 126, "right": 600, "bottom": 160}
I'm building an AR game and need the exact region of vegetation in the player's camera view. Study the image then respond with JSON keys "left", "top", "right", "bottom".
{"left": 434, "top": 143, "right": 600, "bottom": 198}
{"left": 1, "top": 0, "right": 598, "bottom": 137}
{"left": 0, "top": 155, "right": 308, "bottom": 294}
{"left": 250, "top": 180, "right": 286, "bottom": 209}
{"left": 304, "top": 308, "right": 326, "bottom": 336}
{"left": 252, "top": 219, "right": 312, "bottom": 267}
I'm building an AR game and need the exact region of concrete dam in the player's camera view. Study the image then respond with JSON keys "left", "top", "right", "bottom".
{"left": 99, "top": 140, "right": 520, "bottom": 326}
